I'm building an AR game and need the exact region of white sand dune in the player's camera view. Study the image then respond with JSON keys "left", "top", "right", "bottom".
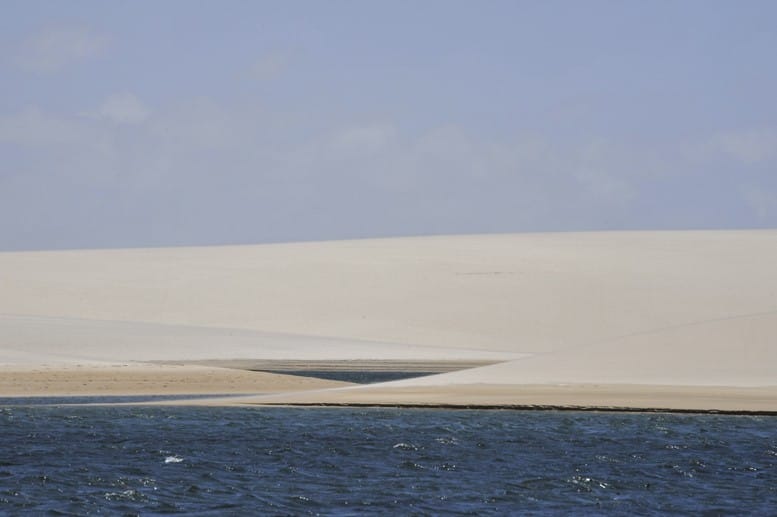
{"left": 383, "top": 310, "right": 777, "bottom": 387}
{"left": 0, "top": 315, "right": 519, "bottom": 364}
{"left": 1, "top": 230, "right": 776, "bottom": 409}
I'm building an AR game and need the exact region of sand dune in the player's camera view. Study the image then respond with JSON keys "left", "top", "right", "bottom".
{"left": 0, "top": 315, "right": 519, "bottom": 364}
{"left": 1, "top": 230, "right": 775, "bottom": 410}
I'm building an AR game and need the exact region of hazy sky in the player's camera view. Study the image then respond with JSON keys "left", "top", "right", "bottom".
{"left": 2, "top": 1, "right": 776, "bottom": 250}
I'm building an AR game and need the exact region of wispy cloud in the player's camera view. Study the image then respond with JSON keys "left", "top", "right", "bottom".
{"left": 713, "top": 129, "right": 777, "bottom": 164}
{"left": 0, "top": 107, "right": 93, "bottom": 146}
{"left": 741, "top": 187, "right": 777, "bottom": 220}
{"left": 2, "top": 94, "right": 775, "bottom": 250}
{"left": 246, "top": 52, "right": 288, "bottom": 82}
{"left": 0, "top": 107, "right": 115, "bottom": 184}
{"left": 90, "top": 93, "right": 151, "bottom": 125}
{"left": 14, "top": 26, "right": 108, "bottom": 73}
{"left": 328, "top": 124, "right": 397, "bottom": 156}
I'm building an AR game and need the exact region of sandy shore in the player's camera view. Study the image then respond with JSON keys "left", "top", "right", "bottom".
{"left": 0, "top": 363, "right": 351, "bottom": 397}
{"left": 1, "top": 230, "right": 775, "bottom": 410}
{"left": 228, "top": 384, "right": 777, "bottom": 413}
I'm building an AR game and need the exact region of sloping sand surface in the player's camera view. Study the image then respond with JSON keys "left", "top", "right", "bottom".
{"left": 0, "top": 315, "right": 519, "bottom": 364}
{"left": 1, "top": 230, "right": 775, "bottom": 409}
{"left": 377, "top": 311, "right": 777, "bottom": 387}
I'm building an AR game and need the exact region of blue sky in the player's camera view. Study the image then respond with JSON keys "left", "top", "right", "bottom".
{"left": 1, "top": 1, "right": 776, "bottom": 250}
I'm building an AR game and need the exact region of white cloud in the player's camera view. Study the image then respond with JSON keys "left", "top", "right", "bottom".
{"left": 92, "top": 93, "right": 151, "bottom": 125}
{"left": 148, "top": 97, "right": 242, "bottom": 149}
{"left": 328, "top": 125, "right": 397, "bottom": 156}
{"left": 570, "top": 140, "right": 636, "bottom": 205}
{"left": 0, "top": 107, "right": 115, "bottom": 184}
{"left": 0, "top": 100, "right": 654, "bottom": 211}
{"left": 0, "top": 107, "right": 92, "bottom": 146}
{"left": 714, "top": 129, "right": 777, "bottom": 164}
{"left": 741, "top": 187, "right": 777, "bottom": 220}
{"left": 15, "top": 26, "right": 108, "bottom": 73}
{"left": 574, "top": 167, "right": 634, "bottom": 205}
{"left": 247, "top": 52, "right": 287, "bottom": 82}
{"left": 8, "top": 96, "right": 770, "bottom": 251}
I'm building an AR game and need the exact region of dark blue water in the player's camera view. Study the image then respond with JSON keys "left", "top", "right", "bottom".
{"left": 1, "top": 406, "right": 775, "bottom": 515}
{"left": 254, "top": 370, "right": 440, "bottom": 383}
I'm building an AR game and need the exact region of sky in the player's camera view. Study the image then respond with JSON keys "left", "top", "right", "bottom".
{"left": 1, "top": 1, "right": 776, "bottom": 251}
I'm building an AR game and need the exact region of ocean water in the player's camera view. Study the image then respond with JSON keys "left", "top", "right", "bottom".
{"left": 1, "top": 406, "right": 775, "bottom": 515}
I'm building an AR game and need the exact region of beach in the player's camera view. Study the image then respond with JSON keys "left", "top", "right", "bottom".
{"left": 1, "top": 230, "right": 775, "bottom": 411}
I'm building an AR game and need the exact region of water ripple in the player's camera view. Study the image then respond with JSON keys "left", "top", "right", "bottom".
{"left": 0, "top": 406, "right": 775, "bottom": 513}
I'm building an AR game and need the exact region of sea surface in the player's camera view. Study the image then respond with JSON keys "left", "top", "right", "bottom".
{"left": 1, "top": 404, "right": 775, "bottom": 515}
